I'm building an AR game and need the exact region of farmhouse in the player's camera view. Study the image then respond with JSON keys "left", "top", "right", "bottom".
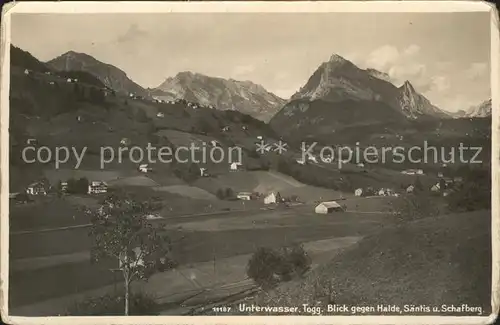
{"left": 66, "top": 78, "right": 72, "bottom": 83}
{"left": 438, "top": 172, "right": 444, "bottom": 178}
{"left": 24, "top": 69, "right": 30, "bottom": 75}
{"left": 237, "top": 192, "right": 253, "bottom": 201}
{"left": 157, "top": 112, "right": 165, "bottom": 118}
{"left": 406, "top": 185, "right": 415, "bottom": 193}
{"left": 26, "top": 182, "right": 47, "bottom": 196}
{"left": 210, "top": 140, "right": 220, "bottom": 147}
{"left": 314, "top": 201, "right": 344, "bottom": 214}
{"left": 88, "top": 181, "right": 108, "bottom": 194}
{"left": 222, "top": 126, "right": 230, "bottom": 132}
{"left": 357, "top": 163, "right": 365, "bottom": 168}
{"left": 257, "top": 136, "right": 263, "bottom": 140}
{"left": 378, "top": 188, "right": 386, "bottom": 196}
{"left": 264, "top": 192, "right": 281, "bottom": 204}
{"left": 354, "top": 188, "right": 363, "bottom": 197}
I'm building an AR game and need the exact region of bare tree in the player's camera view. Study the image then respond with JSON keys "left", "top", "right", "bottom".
{"left": 87, "top": 193, "right": 175, "bottom": 315}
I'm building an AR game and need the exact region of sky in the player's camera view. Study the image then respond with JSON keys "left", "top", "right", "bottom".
{"left": 11, "top": 12, "right": 491, "bottom": 112}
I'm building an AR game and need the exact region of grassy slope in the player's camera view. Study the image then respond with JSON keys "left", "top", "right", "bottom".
{"left": 251, "top": 209, "right": 491, "bottom": 315}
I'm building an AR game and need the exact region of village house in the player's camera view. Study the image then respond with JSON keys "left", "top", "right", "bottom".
{"left": 66, "top": 78, "right": 72, "bottom": 83}
{"left": 406, "top": 185, "right": 415, "bottom": 193}
{"left": 453, "top": 176, "right": 464, "bottom": 183}
{"left": 120, "top": 138, "right": 131, "bottom": 146}
{"left": 210, "top": 140, "right": 220, "bottom": 147}
{"left": 354, "top": 188, "right": 363, "bottom": 197}
{"left": 438, "top": 172, "right": 444, "bottom": 178}
{"left": 88, "top": 181, "right": 108, "bottom": 195}
{"left": 242, "top": 126, "right": 248, "bottom": 131}
{"left": 430, "top": 183, "right": 441, "bottom": 192}
{"left": 307, "top": 155, "right": 318, "bottom": 163}
{"left": 237, "top": 192, "right": 254, "bottom": 201}
{"left": 199, "top": 168, "right": 208, "bottom": 177}
{"left": 156, "top": 112, "right": 165, "bottom": 118}
{"left": 49, "top": 81, "right": 55, "bottom": 85}
{"left": 26, "top": 138, "right": 37, "bottom": 145}
{"left": 26, "top": 182, "right": 47, "bottom": 196}
{"left": 378, "top": 188, "right": 386, "bottom": 196}
{"left": 357, "top": 163, "right": 365, "bottom": 168}
{"left": 296, "top": 158, "right": 306, "bottom": 165}
{"left": 264, "top": 192, "right": 281, "bottom": 204}
{"left": 24, "top": 69, "right": 30, "bottom": 75}
{"left": 138, "top": 164, "right": 151, "bottom": 173}
{"left": 257, "top": 136, "right": 263, "bottom": 140}
{"left": 60, "top": 181, "right": 68, "bottom": 193}
{"left": 322, "top": 156, "right": 333, "bottom": 163}
{"left": 314, "top": 201, "right": 344, "bottom": 214}
{"left": 222, "top": 126, "right": 230, "bottom": 132}
{"left": 230, "top": 162, "right": 242, "bottom": 171}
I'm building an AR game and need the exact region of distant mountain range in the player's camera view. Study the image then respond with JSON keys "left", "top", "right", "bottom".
{"left": 12, "top": 45, "right": 491, "bottom": 124}
{"left": 151, "top": 72, "right": 286, "bottom": 122}
{"left": 448, "top": 99, "right": 492, "bottom": 119}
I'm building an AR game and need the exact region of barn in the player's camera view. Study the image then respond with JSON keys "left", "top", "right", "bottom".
{"left": 314, "top": 201, "right": 344, "bottom": 214}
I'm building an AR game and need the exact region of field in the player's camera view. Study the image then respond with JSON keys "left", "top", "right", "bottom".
{"left": 247, "top": 209, "right": 492, "bottom": 316}
{"left": 9, "top": 196, "right": 394, "bottom": 314}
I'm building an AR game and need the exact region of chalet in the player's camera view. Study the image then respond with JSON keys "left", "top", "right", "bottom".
{"left": 49, "top": 81, "right": 55, "bottom": 85}
{"left": 26, "top": 138, "right": 37, "bottom": 145}
{"left": 314, "top": 201, "right": 344, "bottom": 214}
{"left": 406, "top": 185, "right": 415, "bottom": 193}
{"left": 264, "top": 192, "right": 281, "bottom": 204}
{"left": 88, "top": 181, "right": 108, "bottom": 194}
{"left": 26, "top": 182, "right": 47, "bottom": 196}
{"left": 354, "top": 188, "right": 363, "bottom": 197}
{"left": 24, "top": 69, "right": 30, "bottom": 75}
{"left": 357, "top": 163, "right": 365, "bottom": 168}
{"left": 437, "top": 172, "right": 444, "bottom": 178}
{"left": 157, "top": 112, "right": 165, "bottom": 118}
{"left": 257, "top": 136, "right": 263, "bottom": 140}
{"left": 210, "top": 140, "right": 220, "bottom": 147}
{"left": 66, "top": 78, "right": 72, "bottom": 83}
{"left": 222, "top": 126, "right": 230, "bottom": 132}
{"left": 242, "top": 126, "right": 248, "bottom": 131}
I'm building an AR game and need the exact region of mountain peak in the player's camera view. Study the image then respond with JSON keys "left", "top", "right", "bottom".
{"left": 329, "top": 54, "right": 348, "bottom": 63}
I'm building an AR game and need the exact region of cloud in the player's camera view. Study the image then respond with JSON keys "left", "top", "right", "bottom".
{"left": 465, "top": 62, "right": 488, "bottom": 80}
{"left": 360, "top": 45, "right": 489, "bottom": 111}
{"left": 430, "top": 76, "right": 451, "bottom": 93}
{"left": 365, "top": 45, "right": 401, "bottom": 71}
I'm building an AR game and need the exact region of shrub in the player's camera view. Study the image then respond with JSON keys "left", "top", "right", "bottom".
{"left": 247, "top": 244, "right": 311, "bottom": 290}
{"left": 66, "top": 292, "right": 160, "bottom": 316}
